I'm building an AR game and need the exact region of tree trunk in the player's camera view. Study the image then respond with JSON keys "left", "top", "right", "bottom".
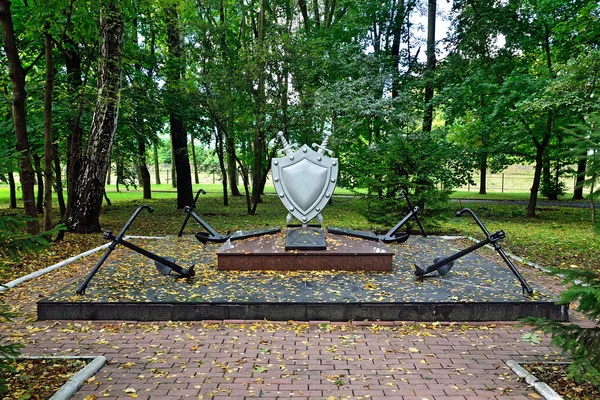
{"left": 191, "top": 137, "right": 199, "bottom": 184}
{"left": 527, "top": 112, "right": 552, "bottom": 217}
{"left": 390, "top": 0, "right": 405, "bottom": 99}
{"left": 542, "top": 151, "right": 551, "bottom": 198}
{"left": 217, "top": 2, "right": 240, "bottom": 198}
{"left": 170, "top": 139, "right": 177, "bottom": 188}
{"left": 8, "top": 171, "right": 16, "bottom": 209}
{"left": 138, "top": 140, "right": 151, "bottom": 199}
{"left": 33, "top": 153, "right": 43, "bottom": 214}
{"left": 226, "top": 133, "right": 241, "bottom": 196}
{"left": 62, "top": 43, "right": 84, "bottom": 225}
{"left": 166, "top": 5, "right": 192, "bottom": 208}
{"left": 53, "top": 142, "right": 66, "bottom": 218}
{"left": 422, "top": 0, "right": 436, "bottom": 133}
{"left": 153, "top": 142, "right": 161, "bottom": 184}
{"left": 115, "top": 156, "right": 122, "bottom": 192}
{"left": 43, "top": 32, "right": 54, "bottom": 231}
{"left": 106, "top": 162, "right": 111, "bottom": 184}
{"left": 251, "top": 0, "right": 267, "bottom": 213}
{"left": 67, "top": 0, "right": 124, "bottom": 233}
{"left": 573, "top": 154, "right": 586, "bottom": 200}
{"left": 215, "top": 127, "right": 229, "bottom": 206}
{"left": 0, "top": 0, "right": 39, "bottom": 234}
{"left": 479, "top": 152, "right": 487, "bottom": 195}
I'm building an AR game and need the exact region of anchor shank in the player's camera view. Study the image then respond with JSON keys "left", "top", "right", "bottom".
{"left": 178, "top": 189, "right": 206, "bottom": 237}
{"left": 105, "top": 233, "right": 193, "bottom": 277}
{"left": 401, "top": 190, "right": 426, "bottom": 237}
{"left": 415, "top": 235, "right": 495, "bottom": 278}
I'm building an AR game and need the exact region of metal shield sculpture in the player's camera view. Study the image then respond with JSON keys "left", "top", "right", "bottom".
{"left": 272, "top": 132, "right": 338, "bottom": 225}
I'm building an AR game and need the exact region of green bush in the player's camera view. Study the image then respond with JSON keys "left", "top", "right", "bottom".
{"left": 0, "top": 215, "right": 56, "bottom": 393}
{"left": 523, "top": 268, "right": 600, "bottom": 387}
{"left": 341, "top": 130, "right": 473, "bottom": 230}
{"left": 0, "top": 300, "right": 21, "bottom": 394}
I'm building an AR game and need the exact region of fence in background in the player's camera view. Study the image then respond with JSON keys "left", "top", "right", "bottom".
{"left": 455, "top": 164, "right": 578, "bottom": 193}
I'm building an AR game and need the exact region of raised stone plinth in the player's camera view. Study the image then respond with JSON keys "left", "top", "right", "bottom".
{"left": 217, "top": 232, "right": 393, "bottom": 271}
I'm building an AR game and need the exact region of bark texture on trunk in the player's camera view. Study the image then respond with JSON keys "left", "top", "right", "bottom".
{"left": 67, "top": 1, "right": 124, "bottom": 233}
{"left": 226, "top": 133, "right": 241, "bottom": 196}
{"left": 53, "top": 142, "right": 66, "bottom": 218}
{"left": 251, "top": 0, "right": 266, "bottom": 214}
{"left": 479, "top": 153, "right": 487, "bottom": 195}
{"left": 138, "top": 141, "right": 151, "bottom": 199}
{"left": 43, "top": 32, "right": 54, "bottom": 231}
{"left": 422, "top": 0, "right": 436, "bottom": 133}
{"left": 527, "top": 112, "right": 552, "bottom": 217}
{"left": 8, "top": 171, "right": 16, "bottom": 209}
{"left": 0, "top": 0, "right": 39, "bottom": 234}
{"left": 63, "top": 44, "right": 84, "bottom": 224}
{"left": 573, "top": 155, "right": 586, "bottom": 200}
{"left": 153, "top": 143, "right": 161, "bottom": 184}
{"left": 191, "top": 137, "right": 199, "bottom": 184}
{"left": 34, "top": 153, "right": 43, "bottom": 214}
{"left": 390, "top": 0, "right": 405, "bottom": 99}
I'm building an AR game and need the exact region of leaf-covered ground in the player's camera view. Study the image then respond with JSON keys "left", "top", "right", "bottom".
{"left": 523, "top": 362, "right": 600, "bottom": 399}
{"left": 43, "top": 235, "right": 557, "bottom": 306}
{"left": 0, "top": 358, "right": 88, "bottom": 399}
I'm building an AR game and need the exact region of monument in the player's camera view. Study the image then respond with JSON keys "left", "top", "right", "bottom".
{"left": 216, "top": 131, "right": 395, "bottom": 271}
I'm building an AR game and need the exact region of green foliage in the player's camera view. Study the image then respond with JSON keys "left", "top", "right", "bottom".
{"left": 540, "top": 179, "right": 567, "bottom": 199}
{"left": 0, "top": 216, "right": 52, "bottom": 262}
{"left": 0, "top": 214, "right": 55, "bottom": 393}
{"left": 523, "top": 267, "right": 600, "bottom": 387}
{"left": 0, "top": 300, "right": 21, "bottom": 394}
{"left": 343, "top": 129, "right": 472, "bottom": 229}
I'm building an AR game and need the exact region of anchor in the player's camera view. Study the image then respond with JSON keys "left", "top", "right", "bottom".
{"left": 179, "top": 189, "right": 281, "bottom": 244}
{"left": 76, "top": 205, "right": 195, "bottom": 295}
{"left": 414, "top": 208, "right": 534, "bottom": 295}
{"left": 328, "top": 190, "right": 427, "bottom": 243}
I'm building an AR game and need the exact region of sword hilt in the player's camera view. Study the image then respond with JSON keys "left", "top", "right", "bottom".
{"left": 312, "top": 131, "right": 333, "bottom": 155}
{"left": 277, "top": 131, "right": 294, "bottom": 156}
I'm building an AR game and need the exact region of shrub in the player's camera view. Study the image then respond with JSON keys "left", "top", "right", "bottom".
{"left": 523, "top": 267, "right": 600, "bottom": 387}
{"left": 0, "top": 214, "right": 55, "bottom": 393}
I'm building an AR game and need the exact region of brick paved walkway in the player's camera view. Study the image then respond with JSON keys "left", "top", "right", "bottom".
{"left": 15, "top": 319, "right": 561, "bottom": 399}
{"left": 0, "top": 249, "right": 581, "bottom": 399}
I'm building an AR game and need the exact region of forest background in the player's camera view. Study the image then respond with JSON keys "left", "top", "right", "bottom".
{"left": 1, "top": 0, "right": 599, "bottom": 236}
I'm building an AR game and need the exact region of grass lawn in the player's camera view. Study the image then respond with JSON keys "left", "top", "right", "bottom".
{"left": 1, "top": 185, "right": 598, "bottom": 283}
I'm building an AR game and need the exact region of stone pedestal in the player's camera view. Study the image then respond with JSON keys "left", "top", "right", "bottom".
{"left": 217, "top": 233, "right": 393, "bottom": 271}
{"left": 285, "top": 227, "right": 326, "bottom": 250}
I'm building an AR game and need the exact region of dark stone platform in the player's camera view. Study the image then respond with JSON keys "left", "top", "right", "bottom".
{"left": 218, "top": 232, "right": 394, "bottom": 271}
{"left": 37, "top": 235, "right": 568, "bottom": 322}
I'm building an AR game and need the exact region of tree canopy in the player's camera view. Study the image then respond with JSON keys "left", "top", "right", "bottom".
{"left": 1, "top": 0, "right": 599, "bottom": 232}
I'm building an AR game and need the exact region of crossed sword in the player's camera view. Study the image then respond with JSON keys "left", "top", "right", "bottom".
{"left": 277, "top": 131, "right": 333, "bottom": 157}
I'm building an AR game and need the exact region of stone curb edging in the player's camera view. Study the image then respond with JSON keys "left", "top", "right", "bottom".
{"left": 1, "top": 355, "right": 106, "bottom": 400}
{"left": 506, "top": 360, "right": 564, "bottom": 400}
{"left": 49, "top": 356, "right": 106, "bottom": 400}
{"left": 0, "top": 236, "right": 164, "bottom": 293}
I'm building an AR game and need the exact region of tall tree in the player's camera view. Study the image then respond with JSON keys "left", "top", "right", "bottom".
{"left": 67, "top": 0, "right": 124, "bottom": 233}
{"left": 0, "top": 0, "right": 39, "bottom": 234}
{"left": 165, "top": 4, "right": 192, "bottom": 208}
{"left": 422, "top": 0, "right": 436, "bottom": 133}
{"left": 250, "top": 0, "right": 267, "bottom": 214}
{"left": 43, "top": 31, "right": 54, "bottom": 231}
